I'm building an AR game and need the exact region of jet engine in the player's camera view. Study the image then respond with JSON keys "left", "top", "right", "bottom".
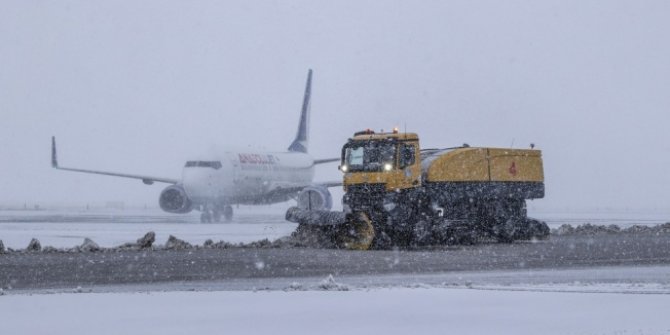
{"left": 159, "top": 185, "right": 193, "bottom": 214}
{"left": 296, "top": 185, "right": 333, "bottom": 211}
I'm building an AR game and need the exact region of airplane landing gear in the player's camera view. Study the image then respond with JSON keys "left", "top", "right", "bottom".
{"left": 223, "top": 205, "right": 233, "bottom": 221}
{"left": 200, "top": 204, "right": 220, "bottom": 223}
{"left": 200, "top": 205, "right": 232, "bottom": 223}
{"left": 200, "top": 210, "right": 212, "bottom": 223}
{"left": 212, "top": 210, "right": 222, "bottom": 223}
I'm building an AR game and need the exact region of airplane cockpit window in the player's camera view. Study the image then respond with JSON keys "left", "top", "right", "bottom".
{"left": 185, "top": 161, "right": 222, "bottom": 169}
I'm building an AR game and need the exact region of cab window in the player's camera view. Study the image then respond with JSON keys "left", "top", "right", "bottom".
{"left": 343, "top": 141, "right": 396, "bottom": 172}
{"left": 400, "top": 144, "right": 415, "bottom": 168}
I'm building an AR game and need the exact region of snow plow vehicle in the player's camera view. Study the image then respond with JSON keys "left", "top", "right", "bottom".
{"left": 286, "top": 129, "right": 549, "bottom": 250}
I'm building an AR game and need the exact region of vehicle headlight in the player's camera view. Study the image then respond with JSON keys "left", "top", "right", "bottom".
{"left": 383, "top": 163, "right": 393, "bottom": 171}
{"left": 340, "top": 165, "right": 348, "bottom": 172}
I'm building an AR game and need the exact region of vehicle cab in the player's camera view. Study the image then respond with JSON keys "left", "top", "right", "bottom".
{"left": 340, "top": 129, "right": 421, "bottom": 192}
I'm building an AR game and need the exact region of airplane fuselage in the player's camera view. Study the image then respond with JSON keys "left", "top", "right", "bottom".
{"left": 182, "top": 151, "right": 315, "bottom": 207}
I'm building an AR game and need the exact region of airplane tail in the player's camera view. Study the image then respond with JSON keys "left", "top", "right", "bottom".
{"left": 288, "top": 69, "right": 312, "bottom": 153}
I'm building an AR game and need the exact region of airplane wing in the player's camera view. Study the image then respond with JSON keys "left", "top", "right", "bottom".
{"left": 51, "top": 136, "right": 179, "bottom": 185}
{"left": 270, "top": 181, "right": 342, "bottom": 194}
{"left": 313, "top": 158, "right": 340, "bottom": 165}
{"left": 262, "top": 181, "right": 342, "bottom": 202}
{"left": 311, "top": 181, "right": 342, "bottom": 188}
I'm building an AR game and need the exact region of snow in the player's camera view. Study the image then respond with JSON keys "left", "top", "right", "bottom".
{"left": 1, "top": 285, "right": 669, "bottom": 335}
{"left": 1, "top": 208, "right": 668, "bottom": 250}
{"left": 530, "top": 208, "right": 670, "bottom": 228}
{"left": 0, "top": 208, "right": 296, "bottom": 249}
{"left": 2, "top": 209, "right": 670, "bottom": 334}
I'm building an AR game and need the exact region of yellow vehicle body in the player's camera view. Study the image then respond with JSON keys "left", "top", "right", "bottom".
{"left": 424, "top": 147, "right": 544, "bottom": 183}
{"left": 342, "top": 131, "right": 544, "bottom": 192}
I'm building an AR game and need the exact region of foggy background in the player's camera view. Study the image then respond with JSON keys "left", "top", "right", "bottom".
{"left": 0, "top": 1, "right": 668, "bottom": 211}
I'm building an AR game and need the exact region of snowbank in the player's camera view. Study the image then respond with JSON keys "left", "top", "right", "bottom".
{"left": 553, "top": 222, "right": 670, "bottom": 236}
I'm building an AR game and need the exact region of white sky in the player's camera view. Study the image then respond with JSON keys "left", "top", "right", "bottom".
{"left": 1, "top": 1, "right": 668, "bottom": 210}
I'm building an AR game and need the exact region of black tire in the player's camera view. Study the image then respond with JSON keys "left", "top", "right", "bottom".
{"left": 528, "top": 219, "right": 550, "bottom": 240}
{"left": 446, "top": 227, "right": 476, "bottom": 245}
{"left": 411, "top": 220, "right": 434, "bottom": 247}
{"left": 492, "top": 218, "right": 522, "bottom": 243}
{"left": 371, "top": 231, "right": 393, "bottom": 250}
{"left": 223, "top": 205, "right": 233, "bottom": 221}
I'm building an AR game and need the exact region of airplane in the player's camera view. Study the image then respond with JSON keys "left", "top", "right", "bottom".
{"left": 51, "top": 69, "right": 340, "bottom": 222}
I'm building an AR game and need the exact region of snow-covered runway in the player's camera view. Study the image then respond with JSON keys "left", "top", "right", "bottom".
{"left": 2, "top": 283, "right": 669, "bottom": 335}
{"left": 0, "top": 208, "right": 296, "bottom": 249}
{"left": 2, "top": 208, "right": 670, "bottom": 334}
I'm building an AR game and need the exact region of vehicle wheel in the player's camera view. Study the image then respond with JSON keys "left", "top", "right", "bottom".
{"left": 528, "top": 219, "right": 550, "bottom": 240}
{"left": 371, "top": 231, "right": 393, "bottom": 250}
{"left": 492, "top": 218, "right": 520, "bottom": 243}
{"left": 411, "top": 220, "right": 433, "bottom": 247}
{"left": 446, "top": 228, "right": 476, "bottom": 245}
